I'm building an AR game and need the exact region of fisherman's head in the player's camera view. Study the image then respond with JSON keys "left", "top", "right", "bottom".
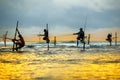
{"left": 80, "top": 28, "right": 83, "bottom": 31}
{"left": 44, "top": 29, "right": 47, "bottom": 32}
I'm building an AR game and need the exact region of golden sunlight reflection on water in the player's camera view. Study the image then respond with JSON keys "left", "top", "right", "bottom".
{"left": 0, "top": 48, "right": 120, "bottom": 80}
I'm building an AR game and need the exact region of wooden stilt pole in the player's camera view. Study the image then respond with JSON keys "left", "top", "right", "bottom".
{"left": 77, "top": 40, "right": 79, "bottom": 47}
{"left": 83, "top": 41, "right": 85, "bottom": 50}
{"left": 3, "top": 31, "right": 8, "bottom": 47}
{"left": 115, "top": 32, "right": 117, "bottom": 46}
{"left": 110, "top": 41, "right": 111, "bottom": 46}
{"left": 48, "top": 42, "right": 49, "bottom": 50}
{"left": 13, "top": 21, "right": 19, "bottom": 51}
{"left": 54, "top": 36, "right": 56, "bottom": 47}
{"left": 46, "top": 24, "right": 49, "bottom": 50}
{"left": 88, "top": 34, "right": 90, "bottom": 45}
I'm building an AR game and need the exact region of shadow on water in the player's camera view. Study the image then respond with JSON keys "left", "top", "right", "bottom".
{"left": 28, "top": 58, "right": 94, "bottom": 65}
{"left": 35, "top": 77, "right": 50, "bottom": 80}
{"left": 0, "top": 49, "right": 32, "bottom": 54}
{"left": 105, "top": 59, "right": 120, "bottom": 63}
{"left": 34, "top": 76, "right": 61, "bottom": 80}
{"left": 93, "top": 59, "right": 120, "bottom": 64}
{"left": 0, "top": 59, "right": 21, "bottom": 64}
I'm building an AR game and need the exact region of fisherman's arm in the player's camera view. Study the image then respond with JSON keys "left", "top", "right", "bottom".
{"left": 38, "top": 34, "right": 45, "bottom": 36}
{"left": 12, "top": 39, "right": 19, "bottom": 42}
{"left": 73, "top": 32, "right": 79, "bottom": 35}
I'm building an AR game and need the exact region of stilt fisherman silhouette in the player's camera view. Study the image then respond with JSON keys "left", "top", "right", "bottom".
{"left": 12, "top": 28, "right": 25, "bottom": 51}
{"left": 73, "top": 28, "right": 85, "bottom": 46}
{"left": 106, "top": 33, "right": 112, "bottom": 46}
{"left": 40, "top": 29, "right": 50, "bottom": 43}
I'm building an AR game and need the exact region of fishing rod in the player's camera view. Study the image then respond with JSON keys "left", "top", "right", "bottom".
{"left": 46, "top": 23, "right": 49, "bottom": 50}
{"left": 83, "top": 16, "right": 88, "bottom": 50}
{"left": 13, "top": 21, "right": 19, "bottom": 51}
{"left": 84, "top": 16, "right": 87, "bottom": 34}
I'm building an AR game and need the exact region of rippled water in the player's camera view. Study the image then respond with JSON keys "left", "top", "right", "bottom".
{"left": 0, "top": 42, "right": 120, "bottom": 80}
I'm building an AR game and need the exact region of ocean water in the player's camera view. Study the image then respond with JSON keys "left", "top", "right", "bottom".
{"left": 0, "top": 41, "right": 120, "bottom": 48}
{"left": 0, "top": 41, "right": 120, "bottom": 80}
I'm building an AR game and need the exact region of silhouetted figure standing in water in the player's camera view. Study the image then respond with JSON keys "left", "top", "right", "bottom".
{"left": 12, "top": 29, "right": 25, "bottom": 51}
{"left": 106, "top": 33, "right": 112, "bottom": 46}
{"left": 73, "top": 28, "right": 85, "bottom": 47}
{"left": 41, "top": 29, "right": 50, "bottom": 43}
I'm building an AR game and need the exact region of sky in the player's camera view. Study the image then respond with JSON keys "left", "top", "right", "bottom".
{"left": 0, "top": 0, "right": 120, "bottom": 41}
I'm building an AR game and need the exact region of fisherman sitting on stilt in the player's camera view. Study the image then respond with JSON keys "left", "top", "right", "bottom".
{"left": 40, "top": 29, "right": 50, "bottom": 43}
{"left": 73, "top": 28, "right": 85, "bottom": 46}
{"left": 12, "top": 29, "right": 25, "bottom": 51}
{"left": 106, "top": 33, "right": 112, "bottom": 46}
